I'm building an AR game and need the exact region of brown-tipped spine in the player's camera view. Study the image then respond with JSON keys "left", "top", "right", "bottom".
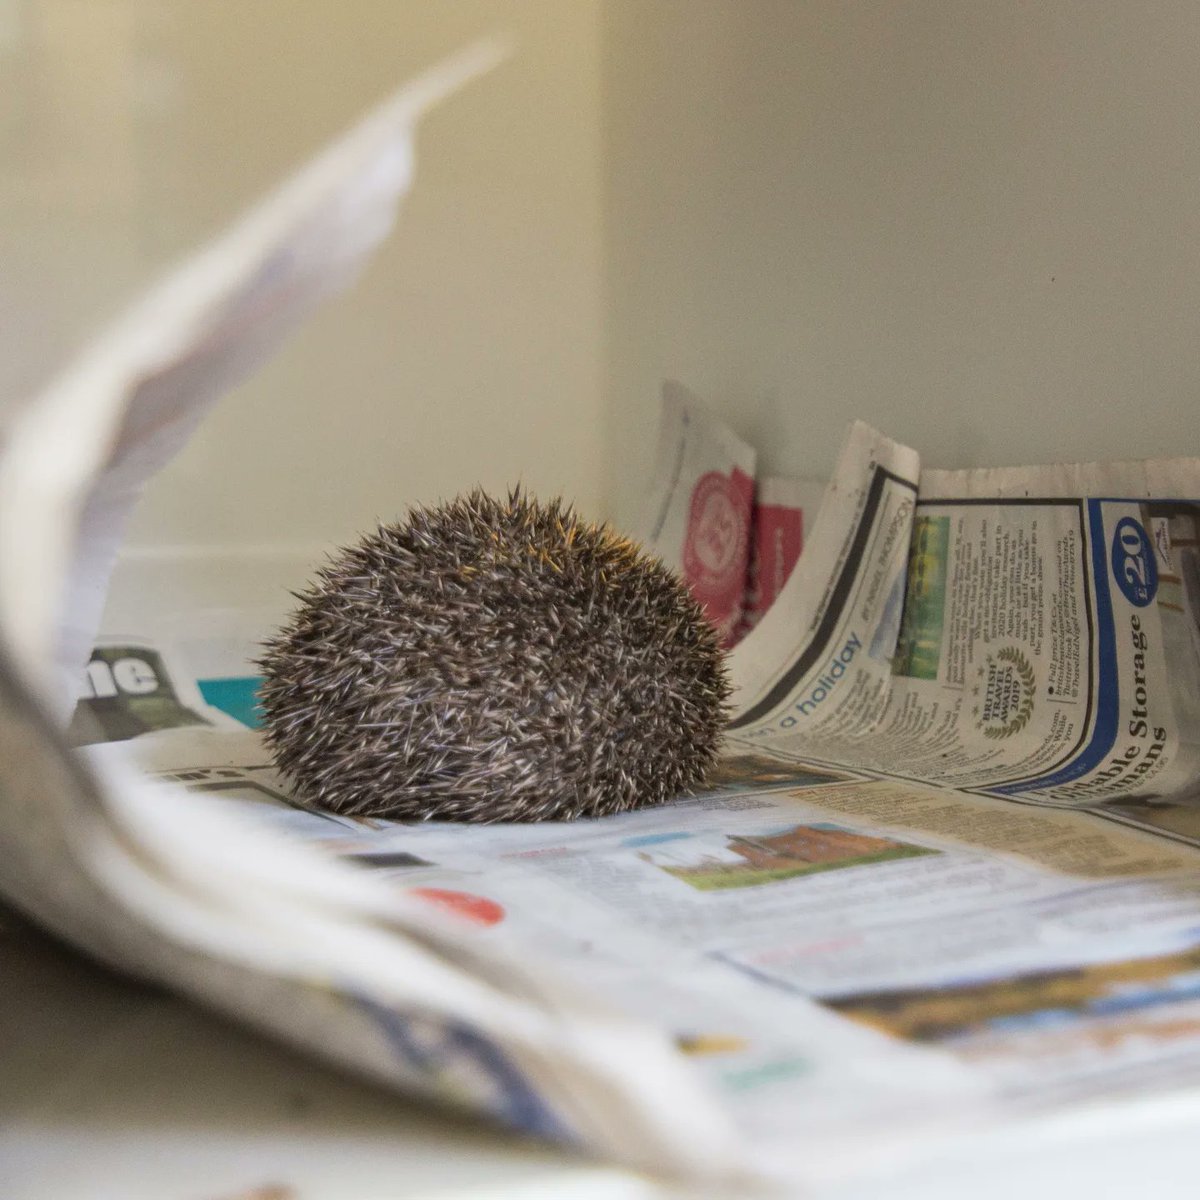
{"left": 257, "top": 488, "right": 730, "bottom": 823}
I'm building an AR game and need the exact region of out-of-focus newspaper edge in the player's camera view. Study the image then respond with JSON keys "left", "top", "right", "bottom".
{"left": 7, "top": 44, "right": 1200, "bottom": 1200}
{"left": 0, "top": 45, "right": 753, "bottom": 1196}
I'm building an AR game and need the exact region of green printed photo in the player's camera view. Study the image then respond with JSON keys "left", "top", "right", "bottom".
{"left": 633, "top": 822, "right": 935, "bottom": 891}
{"left": 823, "top": 942, "right": 1200, "bottom": 1052}
{"left": 893, "top": 515, "right": 950, "bottom": 680}
{"left": 703, "top": 752, "right": 846, "bottom": 794}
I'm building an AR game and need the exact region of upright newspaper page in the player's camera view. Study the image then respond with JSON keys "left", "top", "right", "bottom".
{"left": 722, "top": 425, "right": 1200, "bottom": 849}
{"left": 916, "top": 461, "right": 1200, "bottom": 844}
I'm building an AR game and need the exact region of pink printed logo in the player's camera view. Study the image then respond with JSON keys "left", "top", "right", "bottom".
{"left": 683, "top": 470, "right": 752, "bottom": 641}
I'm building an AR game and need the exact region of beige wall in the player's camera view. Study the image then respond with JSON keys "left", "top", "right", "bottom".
{"left": 603, "top": 1, "right": 1200, "bottom": 529}
{"left": 7, "top": 3, "right": 1200, "bottom": 554}
{"left": 0, "top": 1, "right": 606, "bottom": 554}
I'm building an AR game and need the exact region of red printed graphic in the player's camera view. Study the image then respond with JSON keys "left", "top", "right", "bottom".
{"left": 739, "top": 499, "right": 805, "bottom": 638}
{"left": 683, "top": 468, "right": 753, "bottom": 644}
{"left": 409, "top": 887, "right": 506, "bottom": 926}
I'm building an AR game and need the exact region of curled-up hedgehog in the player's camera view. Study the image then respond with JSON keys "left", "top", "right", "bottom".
{"left": 257, "top": 489, "right": 729, "bottom": 822}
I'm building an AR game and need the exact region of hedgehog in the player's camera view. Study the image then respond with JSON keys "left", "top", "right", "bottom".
{"left": 256, "top": 488, "right": 730, "bottom": 822}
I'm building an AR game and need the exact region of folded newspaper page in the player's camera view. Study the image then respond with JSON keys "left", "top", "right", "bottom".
{"left": 724, "top": 427, "right": 1200, "bottom": 849}
{"left": 7, "top": 46, "right": 1200, "bottom": 1199}
{"left": 638, "top": 382, "right": 756, "bottom": 648}
{"left": 639, "top": 384, "right": 824, "bottom": 652}
{"left": 737, "top": 475, "right": 825, "bottom": 641}
{"left": 0, "top": 47, "right": 749, "bottom": 1193}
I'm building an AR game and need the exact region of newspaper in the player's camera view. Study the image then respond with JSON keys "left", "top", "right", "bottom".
{"left": 737, "top": 475, "right": 824, "bottom": 641}
{"left": 0, "top": 47, "right": 749, "bottom": 1193}
{"left": 718, "top": 425, "right": 1200, "bottom": 849}
{"left": 639, "top": 384, "right": 823, "bottom": 651}
{"left": 7, "top": 46, "right": 1200, "bottom": 1199}
{"left": 639, "top": 382, "right": 756, "bottom": 647}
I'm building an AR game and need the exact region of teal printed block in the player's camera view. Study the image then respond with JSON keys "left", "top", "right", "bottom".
{"left": 198, "top": 676, "right": 264, "bottom": 729}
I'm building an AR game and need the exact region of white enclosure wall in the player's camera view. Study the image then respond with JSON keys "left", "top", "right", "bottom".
{"left": 5, "top": 2, "right": 1200, "bottom": 555}
{"left": 603, "top": 1, "right": 1200, "bottom": 531}
{"left": 0, "top": 1, "right": 606, "bottom": 556}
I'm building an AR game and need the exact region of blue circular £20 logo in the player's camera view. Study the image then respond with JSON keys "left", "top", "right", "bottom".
{"left": 1112, "top": 516, "right": 1158, "bottom": 607}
